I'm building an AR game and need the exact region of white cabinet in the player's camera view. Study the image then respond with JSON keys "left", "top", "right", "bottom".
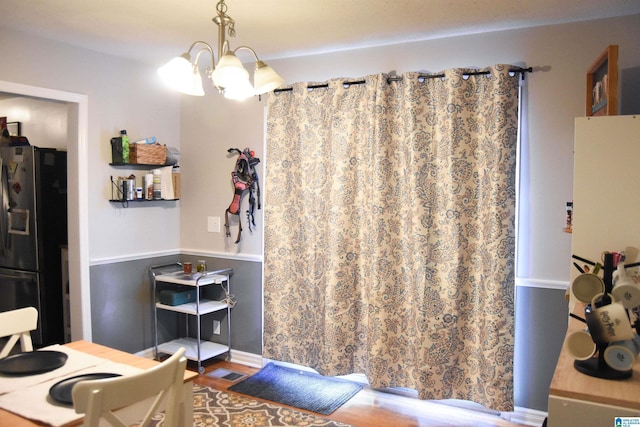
{"left": 150, "top": 264, "right": 233, "bottom": 374}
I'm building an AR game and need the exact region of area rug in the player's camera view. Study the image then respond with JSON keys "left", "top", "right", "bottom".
{"left": 228, "top": 363, "right": 362, "bottom": 415}
{"left": 141, "top": 384, "right": 353, "bottom": 427}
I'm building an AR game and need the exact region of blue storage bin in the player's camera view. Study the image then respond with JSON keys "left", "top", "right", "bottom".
{"left": 159, "top": 288, "right": 196, "bottom": 305}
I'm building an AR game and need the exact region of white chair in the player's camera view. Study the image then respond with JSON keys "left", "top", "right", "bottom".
{"left": 0, "top": 307, "right": 38, "bottom": 358}
{"left": 72, "top": 347, "right": 187, "bottom": 427}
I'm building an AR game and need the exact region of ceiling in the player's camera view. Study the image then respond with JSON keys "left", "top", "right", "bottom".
{"left": 2, "top": 0, "right": 640, "bottom": 67}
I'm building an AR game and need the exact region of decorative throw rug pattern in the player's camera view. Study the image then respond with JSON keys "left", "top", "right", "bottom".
{"left": 194, "top": 385, "right": 353, "bottom": 427}
{"left": 141, "top": 385, "right": 354, "bottom": 427}
{"left": 228, "top": 363, "right": 363, "bottom": 415}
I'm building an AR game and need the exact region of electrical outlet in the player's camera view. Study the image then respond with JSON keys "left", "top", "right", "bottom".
{"left": 207, "top": 216, "right": 221, "bottom": 233}
{"left": 213, "top": 320, "right": 221, "bottom": 335}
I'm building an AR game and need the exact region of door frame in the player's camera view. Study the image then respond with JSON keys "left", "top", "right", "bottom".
{"left": 0, "top": 80, "right": 91, "bottom": 341}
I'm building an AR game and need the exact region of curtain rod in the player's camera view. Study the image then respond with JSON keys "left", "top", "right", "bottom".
{"left": 273, "top": 66, "right": 533, "bottom": 94}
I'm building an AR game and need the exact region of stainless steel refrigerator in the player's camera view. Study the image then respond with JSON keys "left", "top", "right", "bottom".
{"left": 0, "top": 146, "right": 67, "bottom": 346}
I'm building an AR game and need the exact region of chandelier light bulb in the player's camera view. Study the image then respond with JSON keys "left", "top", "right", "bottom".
{"left": 254, "top": 61, "right": 285, "bottom": 95}
{"left": 158, "top": 0, "right": 285, "bottom": 99}
{"left": 187, "top": 69, "right": 206, "bottom": 96}
{"left": 224, "top": 76, "right": 255, "bottom": 100}
{"left": 211, "top": 51, "right": 249, "bottom": 89}
{"left": 157, "top": 54, "right": 196, "bottom": 93}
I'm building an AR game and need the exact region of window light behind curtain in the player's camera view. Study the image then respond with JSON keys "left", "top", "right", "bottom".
{"left": 263, "top": 65, "right": 520, "bottom": 411}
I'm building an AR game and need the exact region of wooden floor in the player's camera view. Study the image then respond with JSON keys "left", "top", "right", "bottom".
{"left": 194, "top": 359, "right": 533, "bottom": 427}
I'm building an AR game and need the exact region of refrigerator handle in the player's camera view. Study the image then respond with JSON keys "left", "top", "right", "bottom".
{"left": 0, "top": 161, "right": 9, "bottom": 254}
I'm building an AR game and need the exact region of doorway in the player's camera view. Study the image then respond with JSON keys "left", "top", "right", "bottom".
{"left": 0, "top": 80, "right": 91, "bottom": 342}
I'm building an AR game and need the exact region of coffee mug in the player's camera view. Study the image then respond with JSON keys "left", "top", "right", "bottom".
{"left": 611, "top": 261, "right": 640, "bottom": 285}
{"left": 612, "top": 279, "right": 640, "bottom": 309}
{"left": 571, "top": 273, "right": 605, "bottom": 303}
{"left": 604, "top": 334, "right": 640, "bottom": 371}
{"left": 566, "top": 330, "right": 596, "bottom": 360}
{"left": 584, "top": 293, "right": 635, "bottom": 344}
{"left": 612, "top": 263, "right": 640, "bottom": 309}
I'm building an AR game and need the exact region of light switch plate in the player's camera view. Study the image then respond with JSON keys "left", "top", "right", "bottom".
{"left": 207, "top": 216, "right": 221, "bottom": 233}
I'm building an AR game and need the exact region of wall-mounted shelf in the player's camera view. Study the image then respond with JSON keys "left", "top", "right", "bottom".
{"left": 109, "top": 162, "right": 180, "bottom": 205}
{"left": 109, "top": 198, "right": 179, "bottom": 203}
{"left": 109, "top": 162, "right": 177, "bottom": 169}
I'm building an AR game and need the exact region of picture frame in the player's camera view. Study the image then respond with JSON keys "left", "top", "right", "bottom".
{"left": 586, "top": 45, "right": 618, "bottom": 116}
{"left": 6, "top": 121, "right": 21, "bottom": 136}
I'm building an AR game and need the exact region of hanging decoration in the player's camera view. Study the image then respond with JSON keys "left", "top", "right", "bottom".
{"left": 224, "top": 147, "right": 261, "bottom": 243}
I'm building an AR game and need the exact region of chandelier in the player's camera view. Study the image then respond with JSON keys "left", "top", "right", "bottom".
{"left": 158, "top": 0, "right": 284, "bottom": 100}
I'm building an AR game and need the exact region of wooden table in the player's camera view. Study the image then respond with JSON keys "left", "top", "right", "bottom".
{"left": 547, "top": 306, "right": 640, "bottom": 426}
{"left": 0, "top": 340, "right": 198, "bottom": 427}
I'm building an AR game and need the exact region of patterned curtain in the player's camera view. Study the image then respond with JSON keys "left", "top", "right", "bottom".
{"left": 263, "top": 65, "right": 520, "bottom": 411}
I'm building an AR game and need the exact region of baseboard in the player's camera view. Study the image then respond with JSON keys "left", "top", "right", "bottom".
{"left": 136, "top": 346, "right": 264, "bottom": 369}
{"left": 503, "top": 406, "right": 547, "bottom": 426}
{"left": 229, "top": 349, "right": 263, "bottom": 368}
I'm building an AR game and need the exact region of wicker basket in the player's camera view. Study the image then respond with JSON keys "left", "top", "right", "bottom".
{"left": 129, "top": 143, "right": 167, "bottom": 165}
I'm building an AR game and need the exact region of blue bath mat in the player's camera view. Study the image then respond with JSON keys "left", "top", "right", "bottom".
{"left": 228, "top": 362, "right": 362, "bottom": 415}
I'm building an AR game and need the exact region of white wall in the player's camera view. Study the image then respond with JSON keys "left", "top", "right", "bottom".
{"left": 0, "top": 28, "right": 182, "bottom": 261}
{"left": 0, "top": 96, "right": 68, "bottom": 150}
{"left": 179, "top": 93, "right": 265, "bottom": 258}
{"left": 180, "top": 13, "right": 640, "bottom": 285}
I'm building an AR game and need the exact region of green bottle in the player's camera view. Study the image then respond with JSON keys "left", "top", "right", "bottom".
{"left": 120, "top": 130, "right": 130, "bottom": 163}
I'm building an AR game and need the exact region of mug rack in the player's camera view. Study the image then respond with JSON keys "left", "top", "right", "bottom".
{"left": 571, "top": 252, "right": 638, "bottom": 380}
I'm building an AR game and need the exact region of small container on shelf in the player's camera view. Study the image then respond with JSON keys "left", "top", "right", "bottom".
{"left": 563, "top": 201, "right": 573, "bottom": 233}
{"left": 152, "top": 169, "right": 162, "bottom": 200}
{"left": 182, "top": 262, "right": 192, "bottom": 274}
{"left": 145, "top": 173, "right": 154, "bottom": 200}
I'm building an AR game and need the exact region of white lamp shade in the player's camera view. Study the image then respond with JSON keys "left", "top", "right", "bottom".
{"left": 185, "top": 70, "right": 205, "bottom": 96}
{"left": 223, "top": 76, "right": 255, "bottom": 101}
{"left": 254, "top": 61, "right": 285, "bottom": 95}
{"left": 158, "top": 55, "right": 192, "bottom": 90}
{"left": 211, "top": 51, "right": 249, "bottom": 89}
